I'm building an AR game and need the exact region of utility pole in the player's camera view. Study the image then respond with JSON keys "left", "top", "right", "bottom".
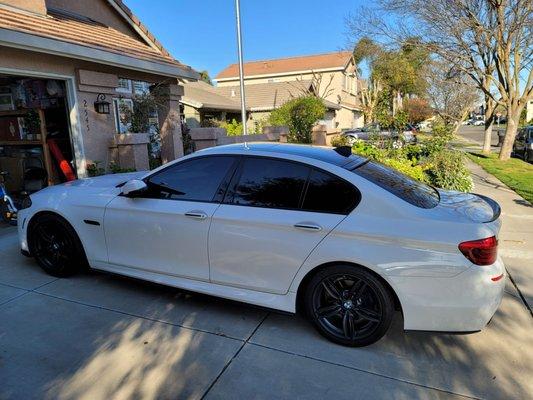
{"left": 234, "top": 0, "right": 247, "bottom": 134}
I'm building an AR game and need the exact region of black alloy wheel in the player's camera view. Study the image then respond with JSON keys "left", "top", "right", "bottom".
{"left": 305, "top": 265, "right": 394, "bottom": 347}
{"left": 29, "top": 214, "right": 87, "bottom": 277}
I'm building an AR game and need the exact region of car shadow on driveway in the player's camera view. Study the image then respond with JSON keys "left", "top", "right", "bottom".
{"left": 0, "top": 239, "right": 532, "bottom": 399}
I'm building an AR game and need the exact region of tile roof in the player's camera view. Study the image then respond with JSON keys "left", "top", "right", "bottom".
{"left": 182, "top": 81, "right": 242, "bottom": 111}
{"left": 216, "top": 81, "right": 340, "bottom": 111}
{"left": 215, "top": 51, "right": 353, "bottom": 80}
{"left": 216, "top": 81, "right": 313, "bottom": 111}
{"left": 110, "top": 0, "right": 171, "bottom": 57}
{"left": 0, "top": 6, "right": 190, "bottom": 70}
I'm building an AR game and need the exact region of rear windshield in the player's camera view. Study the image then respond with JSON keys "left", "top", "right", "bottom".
{"left": 352, "top": 161, "right": 440, "bottom": 209}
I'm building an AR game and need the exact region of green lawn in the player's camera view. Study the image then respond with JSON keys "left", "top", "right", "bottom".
{"left": 467, "top": 152, "right": 533, "bottom": 204}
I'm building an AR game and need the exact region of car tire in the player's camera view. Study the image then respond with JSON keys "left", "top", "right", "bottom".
{"left": 304, "top": 265, "right": 394, "bottom": 347}
{"left": 28, "top": 213, "right": 88, "bottom": 277}
{"left": 524, "top": 149, "right": 530, "bottom": 163}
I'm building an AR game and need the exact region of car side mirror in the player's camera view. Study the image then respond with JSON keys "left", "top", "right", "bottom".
{"left": 120, "top": 179, "right": 147, "bottom": 197}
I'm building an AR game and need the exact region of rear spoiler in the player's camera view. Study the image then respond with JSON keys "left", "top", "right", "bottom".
{"left": 474, "top": 194, "right": 501, "bottom": 223}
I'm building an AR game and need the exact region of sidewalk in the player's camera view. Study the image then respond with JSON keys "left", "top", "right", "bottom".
{"left": 467, "top": 159, "right": 533, "bottom": 312}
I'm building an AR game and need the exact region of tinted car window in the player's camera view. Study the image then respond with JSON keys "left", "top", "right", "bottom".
{"left": 147, "top": 156, "right": 235, "bottom": 202}
{"left": 352, "top": 161, "right": 439, "bottom": 208}
{"left": 302, "top": 169, "right": 358, "bottom": 214}
{"left": 231, "top": 158, "right": 309, "bottom": 209}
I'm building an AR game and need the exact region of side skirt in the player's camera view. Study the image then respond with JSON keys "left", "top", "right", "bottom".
{"left": 90, "top": 260, "right": 297, "bottom": 313}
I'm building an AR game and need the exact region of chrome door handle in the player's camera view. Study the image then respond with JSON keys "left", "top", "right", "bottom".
{"left": 184, "top": 211, "right": 208, "bottom": 220}
{"left": 294, "top": 223, "right": 322, "bottom": 231}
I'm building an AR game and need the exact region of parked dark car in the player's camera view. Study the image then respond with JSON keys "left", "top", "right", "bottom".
{"left": 513, "top": 126, "right": 533, "bottom": 163}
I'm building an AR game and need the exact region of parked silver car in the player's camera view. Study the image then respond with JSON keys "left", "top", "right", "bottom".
{"left": 342, "top": 123, "right": 417, "bottom": 145}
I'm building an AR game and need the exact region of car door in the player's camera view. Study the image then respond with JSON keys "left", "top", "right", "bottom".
{"left": 209, "top": 156, "right": 360, "bottom": 294}
{"left": 527, "top": 129, "right": 533, "bottom": 156}
{"left": 515, "top": 129, "right": 526, "bottom": 154}
{"left": 104, "top": 155, "right": 237, "bottom": 281}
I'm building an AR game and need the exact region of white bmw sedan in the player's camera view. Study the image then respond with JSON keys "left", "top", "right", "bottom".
{"left": 18, "top": 143, "right": 505, "bottom": 346}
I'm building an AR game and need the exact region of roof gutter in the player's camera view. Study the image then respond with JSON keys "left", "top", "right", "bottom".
{"left": 215, "top": 66, "right": 345, "bottom": 83}
{"left": 340, "top": 103, "right": 362, "bottom": 112}
{"left": 0, "top": 28, "right": 199, "bottom": 80}
{"left": 180, "top": 98, "right": 244, "bottom": 112}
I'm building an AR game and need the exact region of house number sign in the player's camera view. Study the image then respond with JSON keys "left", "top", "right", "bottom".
{"left": 83, "top": 99, "right": 90, "bottom": 132}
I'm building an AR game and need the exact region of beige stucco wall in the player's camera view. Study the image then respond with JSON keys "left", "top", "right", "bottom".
{"left": 182, "top": 104, "right": 201, "bottom": 128}
{"left": 336, "top": 107, "right": 362, "bottom": 130}
{"left": 216, "top": 71, "right": 326, "bottom": 86}
{"left": 0, "top": 46, "right": 183, "bottom": 175}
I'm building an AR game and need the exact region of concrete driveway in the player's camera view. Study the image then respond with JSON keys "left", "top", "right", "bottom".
{"left": 0, "top": 219, "right": 532, "bottom": 399}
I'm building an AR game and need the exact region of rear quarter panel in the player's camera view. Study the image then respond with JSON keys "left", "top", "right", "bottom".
{"left": 288, "top": 175, "right": 497, "bottom": 289}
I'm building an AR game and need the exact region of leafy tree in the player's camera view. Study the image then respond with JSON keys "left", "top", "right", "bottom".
{"left": 199, "top": 70, "right": 212, "bottom": 85}
{"left": 405, "top": 98, "right": 433, "bottom": 124}
{"left": 352, "top": 37, "right": 429, "bottom": 123}
{"left": 346, "top": 0, "right": 533, "bottom": 160}
{"left": 269, "top": 96, "right": 326, "bottom": 143}
{"left": 372, "top": 46, "right": 428, "bottom": 114}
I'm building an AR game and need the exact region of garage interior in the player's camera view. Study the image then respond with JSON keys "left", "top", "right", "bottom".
{"left": 0, "top": 73, "right": 76, "bottom": 206}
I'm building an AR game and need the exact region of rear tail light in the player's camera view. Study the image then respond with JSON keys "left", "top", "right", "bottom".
{"left": 458, "top": 236, "right": 498, "bottom": 266}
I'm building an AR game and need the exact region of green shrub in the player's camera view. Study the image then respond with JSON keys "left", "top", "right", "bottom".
{"left": 86, "top": 161, "right": 105, "bottom": 177}
{"left": 219, "top": 119, "right": 243, "bottom": 136}
{"left": 350, "top": 129, "right": 473, "bottom": 192}
{"left": 425, "top": 150, "right": 473, "bottom": 192}
{"left": 383, "top": 158, "right": 428, "bottom": 182}
{"left": 269, "top": 96, "right": 326, "bottom": 143}
{"left": 352, "top": 140, "right": 386, "bottom": 162}
{"left": 109, "top": 162, "right": 136, "bottom": 174}
{"left": 330, "top": 135, "right": 351, "bottom": 147}
{"left": 217, "top": 118, "right": 265, "bottom": 136}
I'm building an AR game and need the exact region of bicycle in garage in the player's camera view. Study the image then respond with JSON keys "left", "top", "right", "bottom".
{"left": 0, "top": 171, "right": 18, "bottom": 226}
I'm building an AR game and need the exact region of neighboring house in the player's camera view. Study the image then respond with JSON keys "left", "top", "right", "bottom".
{"left": 215, "top": 51, "right": 364, "bottom": 130}
{"left": 180, "top": 81, "right": 242, "bottom": 128}
{"left": 0, "top": 0, "right": 197, "bottom": 199}
{"left": 527, "top": 99, "right": 533, "bottom": 123}
{"left": 215, "top": 80, "right": 341, "bottom": 130}
{"left": 181, "top": 78, "right": 341, "bottom": 131}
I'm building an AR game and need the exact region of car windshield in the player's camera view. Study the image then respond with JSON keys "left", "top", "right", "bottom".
{"left": 361, "top": 123, "right": 380, "bottom": 132}
{"left": 350, "top": 161, "right": 440, "bottom": 209}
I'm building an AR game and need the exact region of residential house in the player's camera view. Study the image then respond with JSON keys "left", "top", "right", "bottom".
{"left": 527, "top": 99, "right": 533, "bottom": 124}
{"left": 215, "top": 51, "right": 364, "bottom": 130}
{"left": 215, "top": 80, "right": 341, "bottom": 131}
{"left": 180, "top": 80, "right": 242, "bottom": 128}
{"left": 0, "top": 0, "right": 197, "bottom": 201}
{"left": 181, "top": 79, "right": 341, "bottom": 131}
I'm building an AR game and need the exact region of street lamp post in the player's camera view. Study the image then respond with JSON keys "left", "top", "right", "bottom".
{"left": 234, "top": 0, "right": 247, "bottom": 135}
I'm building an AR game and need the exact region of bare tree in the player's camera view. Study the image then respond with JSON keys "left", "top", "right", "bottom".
{"left": 426, "top": 61, "right": 479, "bottom": 134}
{"left": 346, "top": 0, "right": 533, "bottom": 160}
{"left": 358, "top": 77, "right": 381, "bottom": 124}
{"left": 293, "top": 72, "right": 336, "bottom": 100}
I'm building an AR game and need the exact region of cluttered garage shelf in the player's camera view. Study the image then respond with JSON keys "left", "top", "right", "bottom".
{"left": 0, "top": 76, "right": 76, "bottom": 207}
